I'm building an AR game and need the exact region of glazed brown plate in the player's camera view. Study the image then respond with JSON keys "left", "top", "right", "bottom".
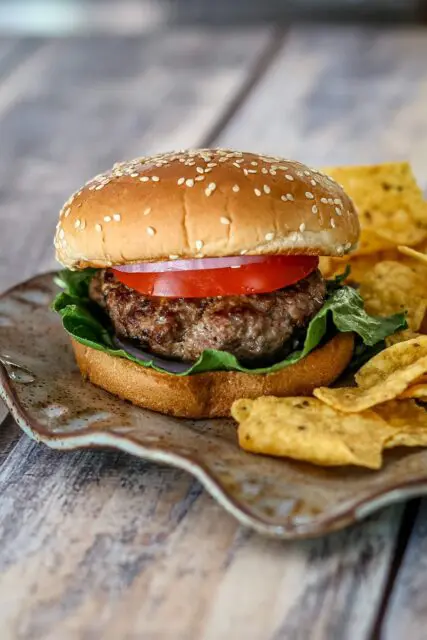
{"left": 1, "top": 272, "right": 427, "bottom": 539}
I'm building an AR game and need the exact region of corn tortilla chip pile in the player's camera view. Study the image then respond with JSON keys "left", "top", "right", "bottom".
{"left": 319, "top": 162, "right": 427, "bottom": 346}
{"left": 232, "top": 397, "right": 391, "bottom": 470}
{"left": 232, "top": 163, "right": 427, "bottom": 470}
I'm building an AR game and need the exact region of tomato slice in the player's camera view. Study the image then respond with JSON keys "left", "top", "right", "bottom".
{"left": 112, "top": 255, "right": 319, "bottom": 298}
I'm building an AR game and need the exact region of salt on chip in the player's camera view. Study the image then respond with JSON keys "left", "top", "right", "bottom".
{"left": 232, "top": 396, "right": 390, "bottom": 469}
{"left": 314, "top": 338, "right": 427, "bottom": 412}
{"left": 325, "top": 162, "right": 427, "bottom": 251}
{"left": 374, "top": 400, "right": 427, "bottom": 448}
{"left": 359, "top": 261, "right": 427, "bottom": 333}
{"left": 355, "top": 336, "right": 427, "bottom": 389}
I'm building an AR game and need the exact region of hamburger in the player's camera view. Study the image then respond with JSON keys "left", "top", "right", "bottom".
{"left": 53, "top": 149, "right": 405, "bottom": 417}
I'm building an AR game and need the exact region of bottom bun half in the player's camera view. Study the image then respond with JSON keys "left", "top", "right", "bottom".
{"left": 71, "top": 333, "right": 354, "bottom": 419}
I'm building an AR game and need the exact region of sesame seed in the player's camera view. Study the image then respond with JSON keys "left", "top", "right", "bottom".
{"left": 207, "top": 162, "right": 217, "bottom": 168}
{"left": 220, "top": 216, "right": 231, "bottom": 225}
{"left": 286, "top": 193, "right": 294, "bottom": 201}
{"left": 328, "top": 198, "right": 334, "bottom": 205}
{"left": 312, "top": 205, "right": 318, "bottom": 214}
{"left": 320, "top": 197, "right": 328, "bottom": 204}
{"left": 331, "top": 218, "right": 336, "bottom": 228}
{"left": 144, "top": 208, "right": 151, "bottom": 216}
{"left": 251, "top": 161, "right": 258, "bottom": 166}
{"left": 310, "top": 179, "right": 317, "bottom": 186}
{"left": 335, "top": 207, "right": 342, "bottom": 216}
{"left": 269, "top": 169, "right": 277, "bottom": 176}
{"left": 196, "top": 167, "right": 204, "bottom": 174}
{"left": 59, "top": 229, "right": 65, "bottom": 239}
{"left": 95, "top": 224, "right": 102, "bottom": 232}
{"left": 204, "top": 168, "right": 212, "bottom": 173}
{"left": 151, "top": 176, "right": 160, "bottom": 182}
{"left": 195, "top": 240, "right": 204, "bottom": 250}
{"left": 64, "top": 208, "right": 71, "bottom": 217}
{"left": 147, "top": 226, "right": 156, "bottom": 237}
{"left": 113, "top": 213, "right": 121, "bottom": 222}
{"left": 265, "top": 232, "right": 274, "bottom": 241}
{"left": 334, "top": 198, "right": 342, "bottom": 205}
{"left": 80, "top": 220, "right": 86, "bottom": 230}
{"left": 140, "top": 176, "right": 150, "bottom": 182}
{"left": 285, "top": 174, "right": 294, "bottom": 181}
{"left": 204, "top": 188, "right": 212, "bottom": 196}
{"left": 232, "top": 184, "right": 240, "bottom": 193}
{"left": 195, "top": 175, "right": 205, "bottom": 182}
{"left": 233, "top": 162, "right": 241, "bottom": 168}
{"left": 169, "top": 254, "right": 179, "bottom": 260}
{"left": 305, "top": 192, "right": 314, "bottom": 199}
{"left": 263, "top": 185, "right": 271, "bottom": 194}
{"left": 304, "top": 170, "right": 311, "bottom": 176}
{"left": 185, "top": 179, "right": 194, "bottom": 187}
{"left": 231, "top": 265, "right": 241, "bottom": 269}
{"left": 247, "top": 169, "right": 257, "bottom": 174}
{"left": 240, "top": 249, "right": 248, "bottom": 255}
{"left": 177, "top": 177, "right": 185, "bottom": 185}
{"left": 345, "top": 242, "right": 352, "bottom": 250}
{"left": 208, "top": 182, "right": 216, "bottom": 191}
{"left": 261, "top": 168, "right": 268, "bottom": 174}
{"left": 299, "top": 223, "right": 306, "bottom": 232}
{"left": 104, "top": 216, "right": 112, "bottom": 222}
{"left": 254, "top": 188, "right": 262, "bottom": 197}
{"left": 281, "top": 195, "right": 288, "bottom": 202}
{"left": 130, "top": 172, "right": 139, "bottom": 177}
{"left": 95, "top": 184, "right": 104, "bottom": 190}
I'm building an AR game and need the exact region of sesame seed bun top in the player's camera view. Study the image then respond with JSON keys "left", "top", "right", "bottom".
{"left": 54, "top": 148, "right": 359, "bottom": 269}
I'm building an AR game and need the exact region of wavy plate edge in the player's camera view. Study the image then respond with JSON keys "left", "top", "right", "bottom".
{"left": 2, "top": 272, "right": 427, "bottom": 539}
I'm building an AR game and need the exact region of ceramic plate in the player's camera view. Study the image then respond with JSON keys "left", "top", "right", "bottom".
{"left": 1, "top": 273, "right": 427, "bottom": 539}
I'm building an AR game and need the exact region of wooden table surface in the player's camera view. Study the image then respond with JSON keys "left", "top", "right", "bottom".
{"left": 1, "top": 21, "right": 427, "bottom": 640}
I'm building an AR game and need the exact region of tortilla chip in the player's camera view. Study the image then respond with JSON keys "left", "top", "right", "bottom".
{"left": 359, "top": 261, "right": 427, "bottom": 332}
{"left": 314, "top": 338, "right": 427, "bottom": 412}
{"left": 374, "top": 400, "right": 427, "bottom": 448}
{"left": 399, "top": 245, "right": 427, "bottom": 264}
{"left": 355, "top": 336, "right": 427, "bottom": 388}
{"left": 318, "top": 256, "right": 334, "bottom": 278}
{"left": 398, "top": 384, "right": 427, "bottom": 400}
{"left": 325, "top": 162, "right": 427, "bottom": 251}
{"left": 386, "top": 330, "right": 422, "bottom": 347}
{"left": 232, "top": 396, "right": 390, "bottom": 469}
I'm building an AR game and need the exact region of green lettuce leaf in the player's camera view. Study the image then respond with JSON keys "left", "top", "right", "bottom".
{"left": 52, "top": 269, "right": 407, "bottom": 376}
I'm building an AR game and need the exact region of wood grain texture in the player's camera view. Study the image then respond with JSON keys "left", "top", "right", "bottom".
{"left": 218, "top": 26, "right": 427, "bottom": 185}
{"left": 0, "top": 24, "right": 425, "bottom": 639}
{"left": 0, "top": 434, "right": 404, "bottom": 639}
{"left": 0, "top": 28, "right": 271, "bottom": 294}
{"left": 382, "top": 501, "right": 427, "bottom": 640}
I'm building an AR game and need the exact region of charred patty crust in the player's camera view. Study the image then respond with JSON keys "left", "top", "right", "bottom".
{"left": 89, "top": 268, "right": 326, "bottom": 364}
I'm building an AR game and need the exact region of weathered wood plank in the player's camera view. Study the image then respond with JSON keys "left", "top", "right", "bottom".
{"left": 0, "top": 432, "right": 404, "bottom": 639}
{"left": 0, "top": 24, "right": 425, "bottom": 640}
{"left": 218, "top": 26, "right": 427, "bottom": 184}
{"left": 382, "top": 501, "right": 427, "bottom": 640}
{"left": 0, "top": 28, "right": 272, "bottom": 294}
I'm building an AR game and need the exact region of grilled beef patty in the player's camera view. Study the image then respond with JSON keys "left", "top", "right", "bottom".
{"left": 89, "top": 268, "right": 326, "bottom": 364}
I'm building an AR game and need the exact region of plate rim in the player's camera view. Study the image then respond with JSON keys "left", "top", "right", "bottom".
{"left": 2, "top": 270, "right": 427, "bottom": 539}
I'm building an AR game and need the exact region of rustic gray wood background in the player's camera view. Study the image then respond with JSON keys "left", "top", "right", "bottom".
{"left": 1, "top": 8, "right": 427, "bottom": 639}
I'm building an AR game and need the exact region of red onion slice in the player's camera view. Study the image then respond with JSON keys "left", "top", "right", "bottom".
{"left": 114, "top": 256, "right": 267, "bottom": 273}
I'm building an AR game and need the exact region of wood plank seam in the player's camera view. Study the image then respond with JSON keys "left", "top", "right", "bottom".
{"left": 369, "top": 499, "right": 421, "bottom": 639}
{"left": 201, "top": 26, "right": 287, "bottom": 147}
